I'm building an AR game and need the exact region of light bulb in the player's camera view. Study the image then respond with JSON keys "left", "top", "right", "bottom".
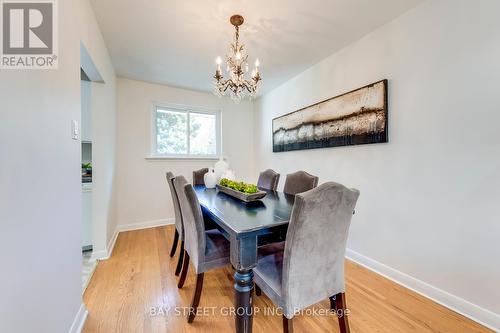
{"left": 236, "top": 52, "right": 241, "bottom": 60}
{"left": 255, "top": 58, "right": 260, "bottom": 67}
{"left": 216, "top": 56, "right": 222, "bottom": 65}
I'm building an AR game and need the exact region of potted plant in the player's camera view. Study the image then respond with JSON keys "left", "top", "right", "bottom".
{"left": 82, "top": 162, "right": 92, "bottom": 175}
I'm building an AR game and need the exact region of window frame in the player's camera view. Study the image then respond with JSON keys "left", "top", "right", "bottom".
{"left": 149, "top": 102, "right": 222, "bottom": 160}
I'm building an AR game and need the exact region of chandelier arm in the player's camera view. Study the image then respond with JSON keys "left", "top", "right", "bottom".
{"left": 222, "top": 80, "right": 233, "bottom": 93}
{"left": 215, "top": 78, "right": 229, "bottom": 93}
{"left": 244, "top": 78, "right": 257, "bottom": 85}
{"left": 242, "top": 82, "right": 253, "bottom": 94}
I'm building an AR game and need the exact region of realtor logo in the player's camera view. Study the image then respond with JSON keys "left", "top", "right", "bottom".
{"left": 1, "top": 0, "right": 57, "bottom": 69}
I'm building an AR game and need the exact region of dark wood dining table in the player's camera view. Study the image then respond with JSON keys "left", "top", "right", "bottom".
{"left": 194, "top": 185, "right": 295, "bottom": 333}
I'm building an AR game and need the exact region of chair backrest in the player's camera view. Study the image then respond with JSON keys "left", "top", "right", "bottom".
{"left": 166, "top": 172, "right": 183, "bottom": 240}
{"left": 192, "top": 168, "right": 209, "bottom": 186}
{"left": 257, "top": 169, "right": 280, "bottom": 191}
{"left": 283, "top": 170, "right": 319, "bottom": 195}
{"left": 281, "top": 182, "right": 359, "bottom": 318}
{"left": 174, "top": 176, "right": 206, "bottom": 273}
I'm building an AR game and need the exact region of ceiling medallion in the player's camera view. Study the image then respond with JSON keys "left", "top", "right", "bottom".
{"left": 213, "top": 14, "right": 261, "bottom": 103}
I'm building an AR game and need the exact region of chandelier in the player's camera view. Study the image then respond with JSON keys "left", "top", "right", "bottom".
{"left": 213, "top": 15, "right": 261, "bottom": 102}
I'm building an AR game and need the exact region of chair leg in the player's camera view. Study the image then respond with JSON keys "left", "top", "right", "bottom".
{"left": 282, "top": 315, "right": 293, "bottom": 333}
{"left": 329, "top": 295, "right": 337, "bottom": 312}
{"left": 169, "top": 230, "right": 179, "bottom": 258}
{"left": 175, "top": 240, "right": 185, "bottom": 276}
{"left": 177, "top": 251, "right": 190, "bottom": 289}
{"left": 187, "top": 273, "right": 204, "bottom": 323}
{"left": 334, "top": 292, "right": 351, "bottom": 333}
{"left": 255, "top": 284, "right": 262, "bottom": 296}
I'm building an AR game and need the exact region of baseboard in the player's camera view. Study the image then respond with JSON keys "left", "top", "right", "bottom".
{"left": 91, "top": 219, "right": 174, "bottom": 261}
{"left": 90, "top": 228, "right": 119, "bottom": 261}
{"left": 117, "top": 218, "right": 174, "bottom": 232}
{"left": 68, "top": 303, "right": 88, "bottom": 333}
{"left": 106, "top": 228, "right": 119, "bottom": 258}
{"left": 346, "top": 249, "right": 500, "bottom": 332}
{"left": 90, "top": 249, "right": 106, "bottom": 261}
{"left": 82, "top": 259, "right": 98, "bottom": 295}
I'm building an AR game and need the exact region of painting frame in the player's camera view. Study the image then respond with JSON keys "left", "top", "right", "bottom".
{"left": 272, "top": 79, "right": 388, "bottom": 153}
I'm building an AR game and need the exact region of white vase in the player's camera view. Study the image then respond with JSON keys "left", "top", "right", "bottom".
{"left": 214, "top": 156, "right": 229, "bottom": 181}
{"left": 203, "top": 168, "right": 217, "bottom": 189}
{"left": 221, "top": 169, "right": 235, "bottom": 181}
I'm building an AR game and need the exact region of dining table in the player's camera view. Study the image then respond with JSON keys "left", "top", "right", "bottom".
{"left": 194, "top": 185, "right": 295, "bottom": 333}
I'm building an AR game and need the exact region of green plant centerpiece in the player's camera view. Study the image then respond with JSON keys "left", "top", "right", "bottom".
{"left": 219, "top": 178, "right": 258, "bottom": 194}
{"left": 217, "top": 178, "right": 266, "bottom": 202}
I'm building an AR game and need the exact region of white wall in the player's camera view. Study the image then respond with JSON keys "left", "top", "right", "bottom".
{"left": 0, "top": 0, "right": 116, "bottom": 331}
{"left": 0, "top": 2, "right": 81, "bottom": 330}
{"left": 115, "top": 78, "right": 254, "bottom": 228}
{"left": 254, "top": 0, "right": 500, "bottom": 329}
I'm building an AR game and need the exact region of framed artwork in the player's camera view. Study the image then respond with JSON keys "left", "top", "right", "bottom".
{"left": 272, "top": 79, "right": 388, "bottom": 152}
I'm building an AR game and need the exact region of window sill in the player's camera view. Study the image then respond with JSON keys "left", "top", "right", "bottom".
{"left": 145, "top": 155, "right": 220, "bottom": 161}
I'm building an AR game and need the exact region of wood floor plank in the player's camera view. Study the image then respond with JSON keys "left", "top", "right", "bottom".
{"left": 82, "top": 226, "right": 493, "bottom": 333}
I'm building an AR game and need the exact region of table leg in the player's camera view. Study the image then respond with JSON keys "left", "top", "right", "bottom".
{"left": 234, "top": 269, "right": 254, "bottom": 333}
{"left": 230, "top": 234, "right": 257, "bottom": 333}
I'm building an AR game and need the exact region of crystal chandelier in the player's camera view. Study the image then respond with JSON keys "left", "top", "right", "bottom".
{"left": 213, "top": 15, "right": 262, "bottom": 102}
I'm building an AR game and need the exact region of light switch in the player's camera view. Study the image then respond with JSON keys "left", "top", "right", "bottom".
{"left": 72, "top": 120, "right": 79, "bottom": 140}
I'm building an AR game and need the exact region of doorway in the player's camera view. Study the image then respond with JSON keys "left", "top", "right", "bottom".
{"left": 80, "top": 43, "right": 104, "bottom": 292}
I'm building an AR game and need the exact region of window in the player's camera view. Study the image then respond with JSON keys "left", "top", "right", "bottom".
{"left": 152, "top": 105, "right": 221, "bottom": 158}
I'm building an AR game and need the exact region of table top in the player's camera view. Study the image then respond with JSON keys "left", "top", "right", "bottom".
{"left": 194, "top": 185, "right": 295, "bottom": 236}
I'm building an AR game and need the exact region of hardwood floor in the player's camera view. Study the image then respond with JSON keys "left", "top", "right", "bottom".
{"left": 83, "top": 226, "right": 492, "bottom": 333}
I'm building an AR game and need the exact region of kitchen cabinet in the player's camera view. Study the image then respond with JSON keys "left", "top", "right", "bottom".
{"left": 82, "top": 184, "right": 92, "bottom": 250}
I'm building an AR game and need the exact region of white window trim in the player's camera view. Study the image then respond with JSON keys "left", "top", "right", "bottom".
{"left": 148, "top": 102, "right": 222, "bottom": 160}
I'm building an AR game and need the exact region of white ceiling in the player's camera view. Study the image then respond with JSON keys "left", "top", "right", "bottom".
{"left": 90, "top": 0, "right": 422, "bottom": 94}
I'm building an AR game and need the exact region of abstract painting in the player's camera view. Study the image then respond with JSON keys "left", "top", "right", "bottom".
{"left": 272, "top": 80, "right": 388, "bottom": 152}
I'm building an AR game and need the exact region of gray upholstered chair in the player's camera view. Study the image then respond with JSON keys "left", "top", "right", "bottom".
{"left": 192, "top": 168, "right": 209, "bottom": 186}
{"left": 283, "top": 170, "right": 319, "bottom": 195}
{"left": 166, "top": 172, "right": 185, "bottom": 276}
{"left": 173, "top": 176, "right": 231, "bottom": 323}
{"left": 254, "top": 182, "right": 360, "bottom": 333}
{"left": 257, "top": 169, "right": 281, "bottom": 191}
